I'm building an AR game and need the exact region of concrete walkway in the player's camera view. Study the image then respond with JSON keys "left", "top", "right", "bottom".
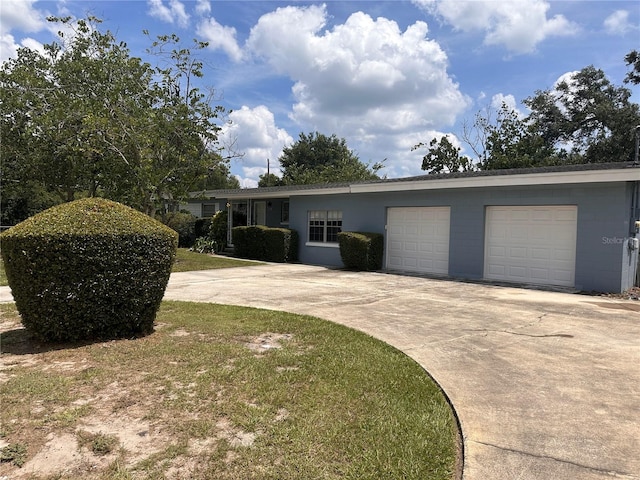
{"left": 2, "top": 264, "right": 639, "bottom": 479}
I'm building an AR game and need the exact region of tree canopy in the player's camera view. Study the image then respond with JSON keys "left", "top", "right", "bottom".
{"left": 0, "top": 16, "right": 236, "bottom": 224}
{"left": 625, "top": 50, "right": 640, "bottom": 85}
{"left": 415, "top": 63, "right": 640, "bottom": 173}
{"left": 278, "top": 132, "right": 384, "bottom": 185}
{"left": 412, "top": 136, "right": 472, "bottom": 174}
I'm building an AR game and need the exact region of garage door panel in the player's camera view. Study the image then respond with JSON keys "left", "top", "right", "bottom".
{"left": 532, "top": 210, "right": 553, "bottom": 221}
{"left": 484, "top": 206, "right": 577, "bottom": 287}
{"left": 509, "top": 266, "right": 528, "bottom": 279}
{"left": 405, "top": 242, "right": 418, "bottom": 252}
{"left": 531, "top": 248, "right": 550, "bottom": 260}
{"left": 387, "top": 207, "right": 450, "bottom": 275}
{"left": 555, "top": 209, "right": 577, "bottom": 221}
{"left": 419, "top": 243, "right": 434, "bottom": 254}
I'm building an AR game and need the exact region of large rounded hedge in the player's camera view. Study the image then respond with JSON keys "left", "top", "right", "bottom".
{"left": 0, "top": 198, "right": 178, "bottom": 342}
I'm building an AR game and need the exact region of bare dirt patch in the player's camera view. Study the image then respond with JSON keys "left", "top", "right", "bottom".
{"left": 0, "top": 318, "right": 269, "bottom": 479}
{"left": 244, "top": 332, "right": 293, "bottom": 352}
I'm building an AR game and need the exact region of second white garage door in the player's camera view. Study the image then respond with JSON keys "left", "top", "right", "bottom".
{"left": 386, "top": 207, "right": 450, "bottom": 274}
{"left": 484, "top": 205, "right": 577, "bottom": 287}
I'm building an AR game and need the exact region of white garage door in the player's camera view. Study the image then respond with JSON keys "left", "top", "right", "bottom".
{"left": 386, "top": 207, "right": 450, "bottom": 275}
{"left": 484, "top": 206, "right": 577, "bottom": 287}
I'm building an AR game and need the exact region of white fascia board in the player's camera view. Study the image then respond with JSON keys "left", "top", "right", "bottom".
{"left": 349, "top": 168, "right": 640, "bottom": 194}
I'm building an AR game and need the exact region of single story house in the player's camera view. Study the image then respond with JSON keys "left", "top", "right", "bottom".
{"left": 183, "top": 162, "right": 640, "bottom": 293}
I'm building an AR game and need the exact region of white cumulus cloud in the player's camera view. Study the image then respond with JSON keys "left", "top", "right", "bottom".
{"left": 604, "top": 10, "right": 636, "bottom": 35}
{"left": 221, "top": 106, "right": 294, "bottom": 187}
{"left": 195, "top": 0, "right": 211, "bottom": 16}
{"left": 196, "top": 17, "right": 243, "bottom": 62}
{"left": 0, "top": 0, "right": 45, "bottom": 35}
{"left": 147, "top": 0, "right": 190, "bottom": 28}
{"left": 0, "top": 0, "right": 47, "bottom": 61}
{"left": 414, "top": 0, "right": 579, "bottom": 54}
{"left": 245, "top": 4, "right": 469, "bottom": 178}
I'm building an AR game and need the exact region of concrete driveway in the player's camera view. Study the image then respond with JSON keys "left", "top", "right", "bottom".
{"left": 163, "top": 264, "right": 640, "bottom": 480}
{"left": 1, "top": 263, "right": 638, "bottom": 479}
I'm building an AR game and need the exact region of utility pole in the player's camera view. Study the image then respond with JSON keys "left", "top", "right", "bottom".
{"left": 635, "top": 126, "right": 640, "bottom": 165}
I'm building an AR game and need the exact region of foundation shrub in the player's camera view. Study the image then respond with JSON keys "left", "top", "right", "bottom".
{"left": 208, "top": 210, "right": 228, "bottom": 251}
{"left": 0, "top": 198, "right": 178, "bottom": 342}
{"left": 164, "top": 211, "right": 197, "bottom": 248}
{"left": 263, "top": 228, "right": 299, "bottom": 262}
{"left": 338, "top": 231, "right": 384, "bottom": 271}
{"left": 232, "top": 226, "right": 298, "bottom": 262}
{"left": 232, "top": 226, "right": 266, "bottom": 259}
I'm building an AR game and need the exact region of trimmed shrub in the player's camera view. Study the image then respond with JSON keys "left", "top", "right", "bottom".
{"left": 263, "top": 228, "right": 299, "bottom": 263}
{"left": 232, "top": 226, "right": 298, "bottom": 262}
{"left": 0, "top": 198, "right": 178, "bottom": 342}
{"left": 164, "top": 211, "right": 197, "bottom": 248}
{"left": 208, "top": 210, "right": 228, "bottom": 252}
{"left": 338, "top": 231, "right": 384, "bottom": 271}
{"left": 232, "top": 226, "right": 266, "bottom": 260}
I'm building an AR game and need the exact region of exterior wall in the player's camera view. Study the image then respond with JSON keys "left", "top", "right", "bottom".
{"left": 290, "top": 182, "right": 636, "bottom": 292}
{"left": 620, "top": 183, "right": 639, "bottom": 291}
{"left": 264, "top": 199, "right": 289, "bottom": 228}
{"left": 182, "top": 201, "right": 202, "bottom": 217}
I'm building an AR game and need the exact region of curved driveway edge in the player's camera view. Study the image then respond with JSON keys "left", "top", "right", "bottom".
{"left": 163, "top": 264, "right": 640, "bottom": 480}
{"left": 2, "top": 264, "right": 639, "bottom": 479}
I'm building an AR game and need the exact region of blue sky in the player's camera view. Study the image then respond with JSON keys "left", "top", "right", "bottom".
{"left": 2, "top": 1, "right": 639, "bottom": 187}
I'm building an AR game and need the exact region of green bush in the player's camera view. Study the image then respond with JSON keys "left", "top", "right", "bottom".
{"left": 194, "top": 217, "right": 212, "bottom": 239}
{"left": 232, "top": 226, "right": 298, "bottom": 262}
{"left": 263, "top": 228, "right": 299, "bottom": 262}
{"left": 208, "top": 210, "right": 228, "bottom": 252}
{"left": 232, "top": 226, "right": 266, "bottom": 260}
{"left": 164, "top": 211, "right": 197, "bottom": 248}
{"left": 0, "top": 198, "right": 178, "bottom": 342}
{"left": 338, "top": 231, "right": 384, "bottom": 271}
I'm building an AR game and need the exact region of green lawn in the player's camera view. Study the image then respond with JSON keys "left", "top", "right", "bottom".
{"left": 172, "top": 248, "right": 263, "bottom": 272}
{"left": 0, "top": 301, "right": 459, "bottom": 479}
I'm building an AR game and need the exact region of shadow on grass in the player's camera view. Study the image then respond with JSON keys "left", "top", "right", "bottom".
{"left": 0, "top": 326, "right": 152, "bottom": 356}
{"left": 1, "top": 327, "right": 84, "bottom": 355}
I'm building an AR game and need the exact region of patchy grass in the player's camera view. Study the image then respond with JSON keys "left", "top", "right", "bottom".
{"left": 0, "top": 301, "right": 459, "bottom": 480}
{"left": 0, "top": 442, "right": 28, "bottom": 467}
{"left": 169, "top": 248, "right": 263, "bottom": 272}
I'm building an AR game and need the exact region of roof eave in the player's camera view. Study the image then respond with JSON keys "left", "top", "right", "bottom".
{"left": 350, "top": 167, "right": 640, "bottom": 193}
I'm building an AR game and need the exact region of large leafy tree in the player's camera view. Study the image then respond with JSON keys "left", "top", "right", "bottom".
{"left": 482, "top": 103, "right": 558, "bottom": 169}
{"left": 414, "top": 64, "right": 640, "bottom": 173}
{"left": 0, "top": 16, "right": 234, "bottom": 223}
{"left": 1, "top": 17, "right": 145, "bottom": 211}
{"left": 625, "top": 50, "right": 640, "bottom": 85}
{"left": 258, "top": 173, "right": 283, "bottom": 187}
{"left": 524, "top": 65, "right": 640, "bottom": 164}
{"left": 413, "top": 136, "right": 473, "bottom": 174}
{"left": 278, "top": 132, "right": 383, "bottom": 185}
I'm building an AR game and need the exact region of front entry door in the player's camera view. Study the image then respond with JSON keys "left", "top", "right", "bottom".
{"left": 253, "top": 201, "right": 267, "bottom": 226}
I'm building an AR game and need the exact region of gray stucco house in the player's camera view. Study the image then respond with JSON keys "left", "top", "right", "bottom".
{"left": 184, "top": 162, "right": 640, "bottom": 293}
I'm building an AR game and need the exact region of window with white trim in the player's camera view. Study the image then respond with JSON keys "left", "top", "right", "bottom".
{"left": 202, "top": 203, "right": 219, "bottom": 218}
{"left": 308, "top": 210, "right": 342, "bottom": 243}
